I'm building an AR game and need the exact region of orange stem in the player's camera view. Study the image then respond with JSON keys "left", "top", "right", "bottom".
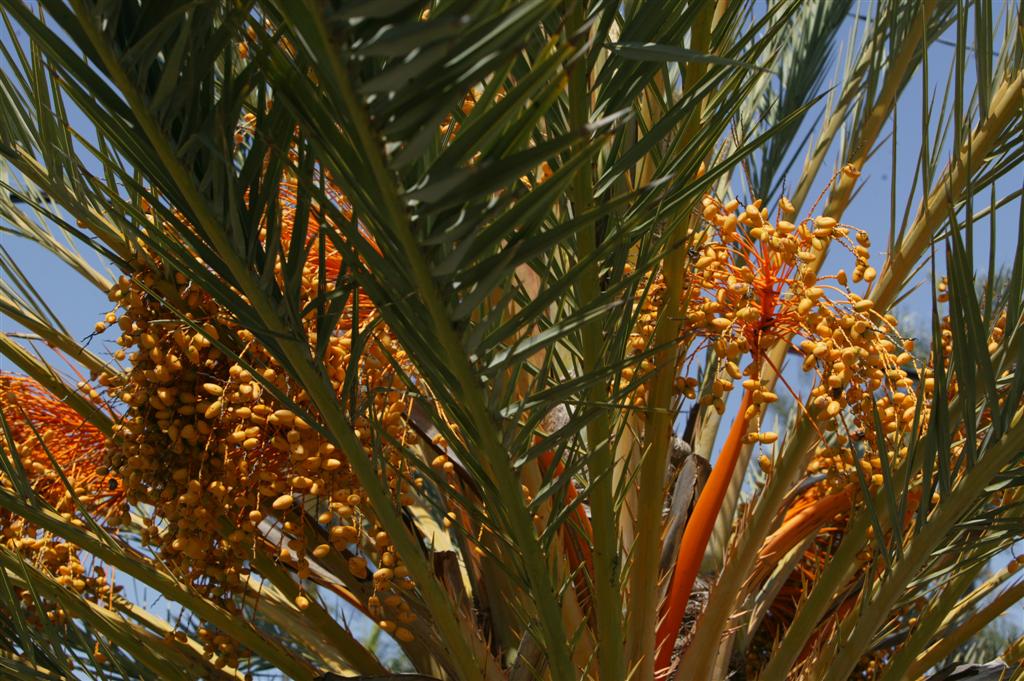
{"left": 654, "top": 390, "right": 753, "bottom": 675}
{"left": 538, "top": 450, "right": 595, "bottom": 606}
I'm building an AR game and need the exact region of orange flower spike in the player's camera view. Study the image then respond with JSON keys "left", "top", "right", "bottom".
{"left": 277, "top": 176, "right": 381, "bottom": 283}
{"left": 750, "top": 485, "right": 855, "bottom": 587}
{"left": 655, "top": 389, "right": 753, "bottom": 674}
{"left": 0, "top": 373, "right": 119, "bottom": 512}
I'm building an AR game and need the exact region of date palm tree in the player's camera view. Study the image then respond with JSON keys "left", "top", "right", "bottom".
{"left": 0, "top": 1, "right": 1022, "bottom": 680}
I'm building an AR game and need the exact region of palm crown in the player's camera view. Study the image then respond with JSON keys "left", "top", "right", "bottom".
{"left": 0, "top": 1, "right": 1022, "bottom": 680}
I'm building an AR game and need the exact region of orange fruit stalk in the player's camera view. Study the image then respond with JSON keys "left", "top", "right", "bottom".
{"left": 654, "top": 389, "right": 753, "bottom": 675}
